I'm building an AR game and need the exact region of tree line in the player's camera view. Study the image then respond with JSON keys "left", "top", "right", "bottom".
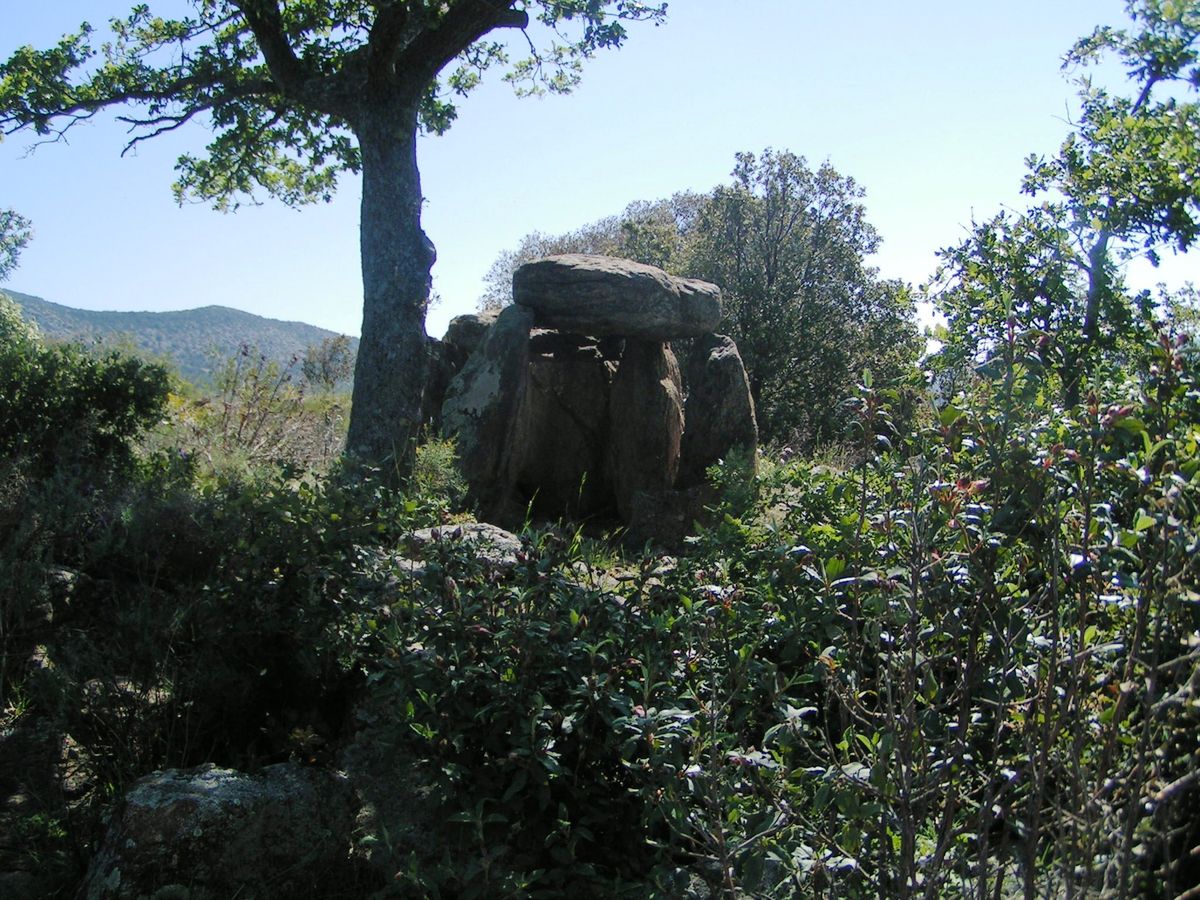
{"left": 480, "top": 149, "right": 921, "bottom": 450}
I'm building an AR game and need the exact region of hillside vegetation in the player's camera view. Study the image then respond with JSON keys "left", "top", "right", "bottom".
{"left": 4, "top": 289, "right": 358, "bottom": 386}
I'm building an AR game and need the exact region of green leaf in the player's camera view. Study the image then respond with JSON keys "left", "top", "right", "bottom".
{"left": 938, "top": 405, "right": 964, "bottom": 427}
{"left": 1114, "top": 417, "right": 1147, "bottom": 435}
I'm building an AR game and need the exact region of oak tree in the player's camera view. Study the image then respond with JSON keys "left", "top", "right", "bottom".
{"left": 934, "top": 0, "right": 1200, "bottom": 403}
{"left": 684, "top": 150, "right": 919, "bottom": 446}
{"left": 0, "top": 0, "right": 665, "bottom": 468}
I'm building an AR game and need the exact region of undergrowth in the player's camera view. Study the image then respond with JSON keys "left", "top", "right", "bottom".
{"left": 1, "top": 316, "right": 1197, "bottom": 898}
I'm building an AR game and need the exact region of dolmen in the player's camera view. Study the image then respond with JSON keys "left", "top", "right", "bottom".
{"left": 439, "top": 254, "right": 757, "bottom": 538}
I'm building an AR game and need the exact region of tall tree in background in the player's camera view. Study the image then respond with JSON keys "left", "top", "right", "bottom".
{"left": 481, "top": 150, "right": 919, "bottom": 447}
{"left": 685, "top": 150, "right": 917, "bottom": 445}
{"left": 934, "top": 0, "right": 1200, "bottom": 401}
{"left": 0, "top": 209, "right": 32, "bottom": 282}
{"left": 0, "top": 0, "right": 666, "bottom": 470}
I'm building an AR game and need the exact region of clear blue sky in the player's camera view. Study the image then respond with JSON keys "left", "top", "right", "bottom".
{"left": 2, "top": 1, "right": 1196, "bottom": 339}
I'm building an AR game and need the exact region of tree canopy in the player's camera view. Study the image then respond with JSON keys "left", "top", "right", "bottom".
{"left": 932, "top": 0, "right": 1200, "bottom": 401}
{"left": 482, "top": 150, "right": 921, "bottom": 448}
{"left": 1, "top": 1, "right": 665, "bottom": 209}
{"left": 685, "top": 150, "right": 918, "bottom": 446}
{"left": 1, "top": 0, "right": 667, "bottom": 468}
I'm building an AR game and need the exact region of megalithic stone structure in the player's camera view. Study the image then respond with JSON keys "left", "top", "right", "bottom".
{"left": 438, "top": 255, "right": 757, "bottom": 536}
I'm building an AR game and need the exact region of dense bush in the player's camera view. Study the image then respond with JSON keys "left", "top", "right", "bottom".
{"left": 342, "top": 317, "right": 1198, "bottom": 897}
{"left": 632, "top": 326, "right": 1199, "bottom": 897}
{"left": 156, "top": 341, "right": 349, "bottom": 475}
{"left": 0, "top": 292, "right": 169, "bottom": 701}
{"left": 0, "top": 293, "right": 168, "bottom": 478}
{"left": 0, "top": 297, "right": 433, "bottom": 892}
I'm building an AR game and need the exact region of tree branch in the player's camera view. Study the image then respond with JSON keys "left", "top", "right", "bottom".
{"left": 231, "top": 0, "right": 361, "bottom": 118}
{"left": 118, "top": 106, "right": 213, "bottom": 153}
{"left": 114, "top": 78, "right": 277, "bottom": 155}
{"left": 396, "top": 0, "right": 528, "bottom": 94}
{"left": 2, "top": 71, "right": 277, "bottom": 145}
{"left": 232, "top": 0, "right": 307, "bottom": 94}
{"left": 368, "top": 2, "right": 411, "bottom": 83}
{"left": 1153, "top": 768, "right": 1200, "bottom": 806}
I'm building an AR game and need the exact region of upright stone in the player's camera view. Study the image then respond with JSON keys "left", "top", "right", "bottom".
{"left": 678, "top": 333, "right": 759, "bottom": 487}
{"left": 505, "top": 331, "right": 614, "bottom": 517}
{"left": 607, "top": 339, "right": 684, "bottom": 521}
{"left": 443, "top": 309, "right": 499, "bottom": 362}
{"left": 425, "top": 311, "right": 501, "bottom": 430}
{"left": 421, "top": 337, "right": 457, "bottom": 431}
{"left": 514, "top": 254, "right": 721, "bottom": 340}
{"left": 440, "top": 305, "right": 534, "bottom": 510}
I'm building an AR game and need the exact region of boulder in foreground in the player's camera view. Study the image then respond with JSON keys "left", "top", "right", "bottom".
{"left": 81, "top": 763, "right": 360, "bottom": 899}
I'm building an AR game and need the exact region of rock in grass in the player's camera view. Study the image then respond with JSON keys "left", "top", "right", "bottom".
{"left": 80, "top": 763, "right": 361, "bottom": 899}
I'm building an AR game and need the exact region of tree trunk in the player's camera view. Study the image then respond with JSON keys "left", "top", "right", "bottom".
{"left": 346, "top": 103, "right": 435, "bottom": 474}
{"left": 1064, "top": 231, "right": 1111, "bottom": 407}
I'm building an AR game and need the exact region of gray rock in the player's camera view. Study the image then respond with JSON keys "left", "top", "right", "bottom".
{"left": 442, "top": 309, "right": 499, "bottom": 359}
{"left": 440, "top": 305, "right": 534, "bottom": 509}
{"left": 407, "top": 522, "right": 523, "bottom": 570}
{"left": 437, "top": 271, "right": 755, "bottom": 536}
{"left": 678, "top": 333, "right": 758, "bottom": 487}
{"left": 421, "top": 337, "right": 459, "bottom": 431}
{"left": 80, "top": 763, "right": 361, "bottom": 900}
{"left": 514, "top": 255, "right": 721, "bottom": 340}
{"left": 606, "top": 340, "right": 685, "bottom": 521}
{"left": 505, "top": 334, "right": 614, "bottom": 517}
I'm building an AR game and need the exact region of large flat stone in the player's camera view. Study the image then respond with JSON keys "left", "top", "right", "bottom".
{"left": 513, "top": 254, "right": 721, "bottom": 340}
{"left": 80, "top": 763, "right": 360, "bottom": 899}
{"left": 407, "top": 522, "right": 523, "bottom": 570}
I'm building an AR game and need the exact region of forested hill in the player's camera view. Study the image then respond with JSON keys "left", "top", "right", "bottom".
{"left": 3, "top": 288, "right": 358, "bottom": 386}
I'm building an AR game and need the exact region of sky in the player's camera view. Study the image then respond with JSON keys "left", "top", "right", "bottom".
{"left": 2, "top": 1, "right": 1197, "bottom": 340}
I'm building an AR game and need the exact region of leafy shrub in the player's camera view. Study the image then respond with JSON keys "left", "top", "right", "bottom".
{"left": 157, "top": 342, "right": 348, "bottom": 476}
{"left": 614, "top": 323, "right": 1200, "bottom": 897}
{"left": 0, "top": 293, "right": 168, "bottom": 479}
{"left": 343, "top": 317, "right": 1200, "bottom": 897}
{"left": 48, "top": 461, "right": 440, "bottom": 762}
{"left": 410, "top": 434, "right": 470, "bottom": 515}
{"left": 0, "top": 295, "right": 169, "bottom": 703}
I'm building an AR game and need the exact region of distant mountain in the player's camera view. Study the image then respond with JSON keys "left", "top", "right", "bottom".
{"left": 3, "top": 289, "right": 358, "bottom": 387}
